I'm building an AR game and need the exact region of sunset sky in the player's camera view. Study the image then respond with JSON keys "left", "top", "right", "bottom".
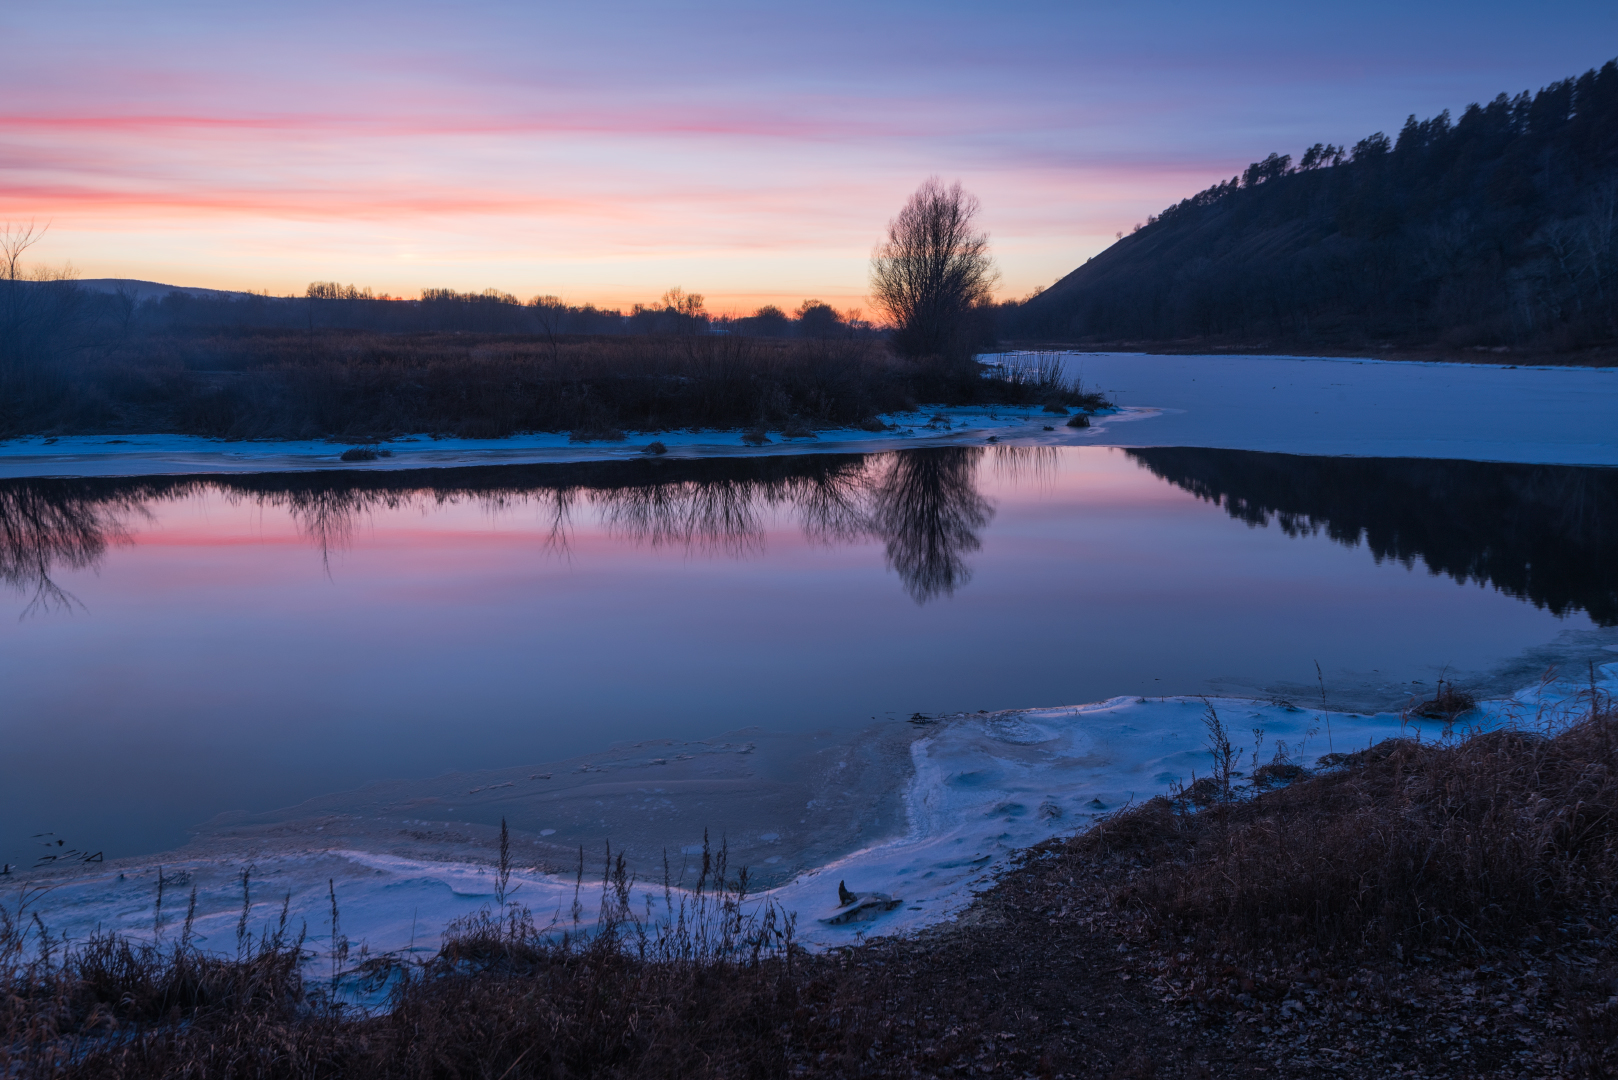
{"left": 3, "top": 1, "right": 1613, "bottom": 314}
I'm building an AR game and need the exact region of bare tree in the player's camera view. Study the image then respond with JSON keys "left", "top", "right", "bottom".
{"left": 1, "top": 221, "right": 44, "bottom": 283}
{"left": 869, "top": 179, "right": 998, "bottom": 360}
{"left": 531, "top": 294, "right": 566, "bottom": 361}
{"left": 1, "top": 222, "right": 45, "bottom": 330}
{"left": 659, "top": 286, "right": 707, "bottom": 336}
{"left": 0, "top": 223, "right": 81, "bottom": 389}
{"left": 113, "top": 284, "right": 140, "bottom": 338}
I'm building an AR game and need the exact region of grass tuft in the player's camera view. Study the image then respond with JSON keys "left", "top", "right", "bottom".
{"left": 1412, "top": 678, "right": 1478, "bottom": 720}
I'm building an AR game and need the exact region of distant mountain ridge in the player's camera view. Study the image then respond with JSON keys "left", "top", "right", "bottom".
{"left": 75, "top": 278, "right": 258, "bottom": 302}
{"left": 1008, "top": 58, "right": 1618, "bottom": 354}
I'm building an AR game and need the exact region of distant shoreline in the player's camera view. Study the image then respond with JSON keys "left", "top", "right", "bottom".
{"left": 1000, "top": 339, "right": 1618, "bottom": 368}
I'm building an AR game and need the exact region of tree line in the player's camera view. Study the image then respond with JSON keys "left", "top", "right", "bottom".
{"left": 1004, "top": 57, "right": 1618, "bottom": 353}
{"left": 0, "top": 169, "right": 1036, "bottom": 443}
{"left": 113, "top": 282, "right": 879, "bottom": 339}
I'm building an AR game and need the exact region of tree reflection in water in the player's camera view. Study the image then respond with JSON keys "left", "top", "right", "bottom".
{"left": 8, "top": 447, "right": 1612, "bottom": 620}
{"left": 0, "top": 448, "right": 997, "bottom": 610}
{"left": 0, "top": 482, "right": 146, "bottom": 614}
{"left": 873, "top": 449, "right": 994, "bottom": 601}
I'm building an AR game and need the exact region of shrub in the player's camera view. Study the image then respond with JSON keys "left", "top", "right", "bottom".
{"left": 1411, "top": 679, "right": 1477, "bottom": 720}
{"left": 1079, "top": 698, "right": 1618, "bottom": 962}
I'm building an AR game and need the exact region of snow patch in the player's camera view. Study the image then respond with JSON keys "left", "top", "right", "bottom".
{"left": 18, "top": 664, "right": 1613, "bottom": 959}
{"left": 3, "top": 351, "right": 1613, "bottom": 478}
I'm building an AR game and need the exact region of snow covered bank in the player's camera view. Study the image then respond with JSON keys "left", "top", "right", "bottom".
{"left": 0, "top": 407, "right": 1120, "bottom": 480}
{"left": 1050, "top": 351, "right": 1618, "bottom": 465}
{"left": 1, "top": 351, "right": 1613, "bottom": 479}
{"left": 16, "top": 662, "right": 1613, "bottom": 963}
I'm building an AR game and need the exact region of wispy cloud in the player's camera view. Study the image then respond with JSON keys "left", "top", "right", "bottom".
{"left": 4, "top": 0, "right": 1612, "bottom": 303}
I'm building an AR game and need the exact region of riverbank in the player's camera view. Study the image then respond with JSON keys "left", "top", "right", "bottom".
{"left": 0, "top": 330, "right": 1105, "bottom": 445}
{"left": 0, "top": 402, "right": 1132, "bottom": 479}
{"left": 12, "top": 663, "right": 1613, "bottom": 961}
{"left": 6, "top": 677, "right": 1614, "bottom": 1078}
{"left": 1005, "top": 339, "right": 1618, "bottom": 369}
{"left": 4, "top": 350, "right": 1616, "bottom": 478}
{"left": 1, "top": 682, "right": 1567, "bottom": 956}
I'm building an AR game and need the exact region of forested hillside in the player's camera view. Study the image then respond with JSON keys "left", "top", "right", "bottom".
{"left": 1007, "top": 59, "right": 1618, "bottom": 355}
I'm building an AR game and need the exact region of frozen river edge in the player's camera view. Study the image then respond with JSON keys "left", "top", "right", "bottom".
{"left": 3, "top": 352, "right": 1617, "bottom": 477}
{"left": 9, "top": 349, "right": 1615, "bottom": 968}
{"left": 14, "top": 664, "right": 1615, "bottom": 963}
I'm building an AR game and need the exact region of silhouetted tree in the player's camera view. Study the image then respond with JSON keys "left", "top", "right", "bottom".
{"left": 870, "top": 179, "right": 998, "bottom": 360}
{"left": 794, "top": 299, "right": 844, "bottom": 338}
{"left": 736, "top": 304, "right": 791, "bottom": 337}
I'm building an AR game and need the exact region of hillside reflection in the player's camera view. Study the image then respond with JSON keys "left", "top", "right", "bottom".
{"left": 1127, "top": 448, "right": 1618, "bottom": 626}
{"left": 0, "top": 448, "right": 994, "bottom": 608}
{"left": 6, "top": 447, "right": 1615, "bottom": 622}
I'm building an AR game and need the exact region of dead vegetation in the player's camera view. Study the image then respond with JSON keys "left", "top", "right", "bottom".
{"left": 1412, "top": 678, "right": 1480, "bottom": 720}
{"left": 1050, "top": 679, "right": 1618, "bottom": 1076}
{"left": 6, "top": 691, "right": 1614, "bottom": 1078}
{"left": 0, "top": 329, "right": 1109, "bottom": 442}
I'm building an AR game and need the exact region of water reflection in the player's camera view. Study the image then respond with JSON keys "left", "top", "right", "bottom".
{"left": 1128, "top": 448, "right": 1618, "bottom": 626}
{"left": 4, "top": 446, "right": 1615, "bottom": 620}
{"left": 0, "top": 482, "right": 144, "bottom": 614}
{"left": 873, "top": 450, "right": 993, "bottom": 600}
{"left": 0, "top": 448, "right": 994, "bottom": 607}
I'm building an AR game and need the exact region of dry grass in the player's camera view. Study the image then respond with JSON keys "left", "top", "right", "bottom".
{"left": 0, "top": 840, "right": 840, "bottom": 1079}
{"left": 2, "top": 329, "right": 1108, "bottom": 441}
{"left": 1049, "top": 687, "right": 1618, "bottom": 1076}
{"left": 1411, "top": 678, "right": 1479, "bottom": 721}
{"left": 1081, "top": 698, "right": 1617, "bottom": 962}
{"left": 11, "top": 696, "right": 1613, "bottom": 1077}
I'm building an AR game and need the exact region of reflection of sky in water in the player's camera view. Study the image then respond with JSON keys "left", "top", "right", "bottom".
{"left": 1, "top": 446, "right": 1609, "bottom": 868}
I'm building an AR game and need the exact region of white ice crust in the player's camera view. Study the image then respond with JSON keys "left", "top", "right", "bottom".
{"left": 17, "top": 664, "right": 1614, "bottom": 965}
{"left": 9, "top": 352, "right": 1614, "bottom": 971}
{"left": 1, "top": 352, "right": 1613, "bottom": 478}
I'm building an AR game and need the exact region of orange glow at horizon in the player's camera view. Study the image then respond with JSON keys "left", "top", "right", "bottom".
{"left": 5, "top": 3, "right": 1610, "bottom": 308}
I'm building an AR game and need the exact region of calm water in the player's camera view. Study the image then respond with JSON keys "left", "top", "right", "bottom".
{"left": 3, "top": 445, "right": 1614, "bottom": 870}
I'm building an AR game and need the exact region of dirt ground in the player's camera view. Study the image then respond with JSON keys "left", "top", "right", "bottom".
{"left": 802, "top": 841, "right": 1616, "bottom": 1079}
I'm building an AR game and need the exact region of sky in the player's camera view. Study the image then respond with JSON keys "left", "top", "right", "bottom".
{"left": 3, "top": 1, "right": 1615, "bottom": 314}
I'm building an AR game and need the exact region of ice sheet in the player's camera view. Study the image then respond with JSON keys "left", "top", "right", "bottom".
{"left": 1, "top": 352, "right": 1613, "bottom": 478}
{"left": 1052, "top": 352, "right": 1618, "bottom": 465}
{"left": 15, "top": 663, "right": 1613, "bottom": 964}
{"left": 0, "top": 410, "right": 1109, "bottom": 480}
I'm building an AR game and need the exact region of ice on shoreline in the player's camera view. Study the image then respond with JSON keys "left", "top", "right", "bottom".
{"left": 2, "top": 351, "right": 1615, "bottom": 479}
{"left": 0, "top": 407, "right": 1130, "bottom": 480}
{"left": 15, "top": 664, "right": 1612, "bottom": 961}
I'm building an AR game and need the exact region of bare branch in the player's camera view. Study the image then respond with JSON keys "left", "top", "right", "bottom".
{"left": 870, "top": 179, "right": 998, "bottom": 360}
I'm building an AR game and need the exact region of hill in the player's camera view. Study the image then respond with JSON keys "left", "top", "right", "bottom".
{"left": 1007, "top": 58, "right": 1618, "bottom": 358}
{"left": 75, "top": 279, "right": 252, "bottom": 303}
